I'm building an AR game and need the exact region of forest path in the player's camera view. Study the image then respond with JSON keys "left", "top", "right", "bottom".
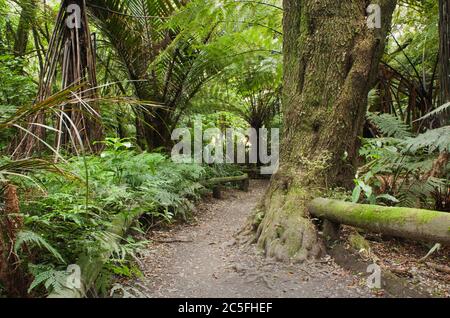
{"left": 127, "top": 180, "right": 373, "bottom": 298}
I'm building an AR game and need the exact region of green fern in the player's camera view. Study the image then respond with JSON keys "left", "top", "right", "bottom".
{"left": 402, "top": 126, "right": 450, "bottom": 153}
{"left": 358, "top": 112, "right": 449, "bottom": 210}
{"left": 367, "top": 112, "right": 413, "bottom": 139}
{"left": 28, "top": 264, "right": 69, "bottom": 294}
{"left": 415, "top": 102, "right": 450, "bottom": 122}
{"left": 15, "top": 230, "right": 65, "bottom": 264}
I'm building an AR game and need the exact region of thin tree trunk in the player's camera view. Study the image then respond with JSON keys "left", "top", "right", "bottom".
{"left": 13, "top": 0, "right": 38, "bottom": 58}
{"left": 0, "top": 184, "right": 29, "bottom": 297}
{"left": 439, "top": 0, "right": 450, "bottom": 125}
{"left": 250, "top": 0, "right": 397, "bottom": 262}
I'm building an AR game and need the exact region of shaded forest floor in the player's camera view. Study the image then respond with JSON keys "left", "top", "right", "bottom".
{"left": 116, "top": 180, "right": 448, "bottom": 298}
{"left": 338, "top": 227, "right": 449, "bottom": 297}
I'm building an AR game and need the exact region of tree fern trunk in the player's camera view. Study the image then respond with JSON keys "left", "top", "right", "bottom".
{"left": 11, "top": 0, "right": 104, "bottom": 159}
{"left": 0, "top": 184, "right": 29, "bottom": 297}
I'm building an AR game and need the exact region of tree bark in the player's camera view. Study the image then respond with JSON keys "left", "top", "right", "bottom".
{"left": 13, "top": 0, "right": 38, "bottom": 58}
{"left": 308, "top": 198, "right": 450, "bottom": 245}
{"left": 251, "top": 0, "right": 397, "bottom": 262}
{"left": 439, "top": 0, "right": 450, "bottom": 125}
{"left": 0, "top": 184, "right": 30, "bottom": 297}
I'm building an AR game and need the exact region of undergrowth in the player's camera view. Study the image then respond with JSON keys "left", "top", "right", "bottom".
{"left": 352, "top": 112, "right": 449, "bottom": 210}
{"left": 4, "top": 138, "right": 242, "bottom": 297}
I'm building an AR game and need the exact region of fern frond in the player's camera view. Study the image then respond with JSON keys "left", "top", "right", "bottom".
{"left": 28, "top": 264, "right": 69, "bottom": 294}
{"left": 15, "top": 230, "right": 65, "bottom": 264}
{"left": 367, "top": 89, "right": 380, "bottom": 110}
{"left": 402, "top": 126, "right": 450, "bottom": 153}
{"left": 367, "top": 112, "right": 413, "bottom": 139}
{"left": 415, "top": 102, "right": 450, "bottom": 122}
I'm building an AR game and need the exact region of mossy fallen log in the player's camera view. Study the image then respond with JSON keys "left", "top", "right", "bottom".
{"left": 204, "top": 174, "right": 249, "bottom": 186}
{"left": 308, "top": 198, "right": 450, "bottom": 245}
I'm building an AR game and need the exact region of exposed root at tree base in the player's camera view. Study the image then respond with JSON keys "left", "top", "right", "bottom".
{"left": 252, "top": 183, "right": 325, "bottom": 263}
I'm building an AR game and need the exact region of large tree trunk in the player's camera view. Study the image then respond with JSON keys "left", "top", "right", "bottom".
{"left": 252, "top": 0, "right": 397, "bottom": 262}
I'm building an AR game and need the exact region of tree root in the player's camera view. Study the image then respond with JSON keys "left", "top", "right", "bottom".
{"left": 251, "top": 185, "right": 325, "bottom": 263}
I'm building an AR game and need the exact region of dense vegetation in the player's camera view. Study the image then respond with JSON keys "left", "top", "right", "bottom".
{"left": 0, "top": 0, "right": 448, "bottom": 297}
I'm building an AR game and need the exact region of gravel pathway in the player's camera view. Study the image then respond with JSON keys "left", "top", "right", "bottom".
{"left": 126, "top": 180, "right": 374, "bottom": 298}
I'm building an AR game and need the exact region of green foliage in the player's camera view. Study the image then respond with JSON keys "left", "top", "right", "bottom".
{"left": 27, "top": 264, "right": 72, "bottom": 294}
{"left": 403, "top": 126, "right": 450, "bottom": 153}
{"left": 367, "top": 112, "right": 412, "bottom": 139}
{"left": 15, "top": 230, "right": 65, "bottom": 263}
{"left": 351, "top": 171, "right": 400, "bottom": 205}
{"left": 388, "top": 0, "right": 439, "bottom": 81}
{"left": 12, "top": 138, "right": 241, "bottom": 296}
{"left": 0, "top": 55, "right": 36, "bottom": 148}
{"left": 353, "top": 112, "right": 449, "bottom": 210}
{"left": 0, "top": 55, "right": 36, "bottom": 110}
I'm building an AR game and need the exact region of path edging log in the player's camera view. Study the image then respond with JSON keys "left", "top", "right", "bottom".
{"left": 308, "top": 198, "right": 450, "bottom": 245}
{"left": 202, "top": 174, "right": 249, "bottom": 198}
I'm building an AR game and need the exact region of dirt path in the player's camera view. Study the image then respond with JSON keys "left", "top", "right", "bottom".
{"left": 126, "top": 180, "right": 374, "bottom": 298}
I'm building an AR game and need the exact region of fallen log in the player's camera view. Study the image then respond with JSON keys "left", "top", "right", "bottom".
{"left": 308, "top": 198, "right": 450, "bottom": 245}
{"left": 425, "top": 262, "right": 450, "bottom": 274}
{"left": 205, "top": 174, "right": 249, "bottom": 187}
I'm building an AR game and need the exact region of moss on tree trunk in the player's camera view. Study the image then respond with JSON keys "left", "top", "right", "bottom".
{"left": 251, "top": 0, "right": 397, "bottom": 262}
